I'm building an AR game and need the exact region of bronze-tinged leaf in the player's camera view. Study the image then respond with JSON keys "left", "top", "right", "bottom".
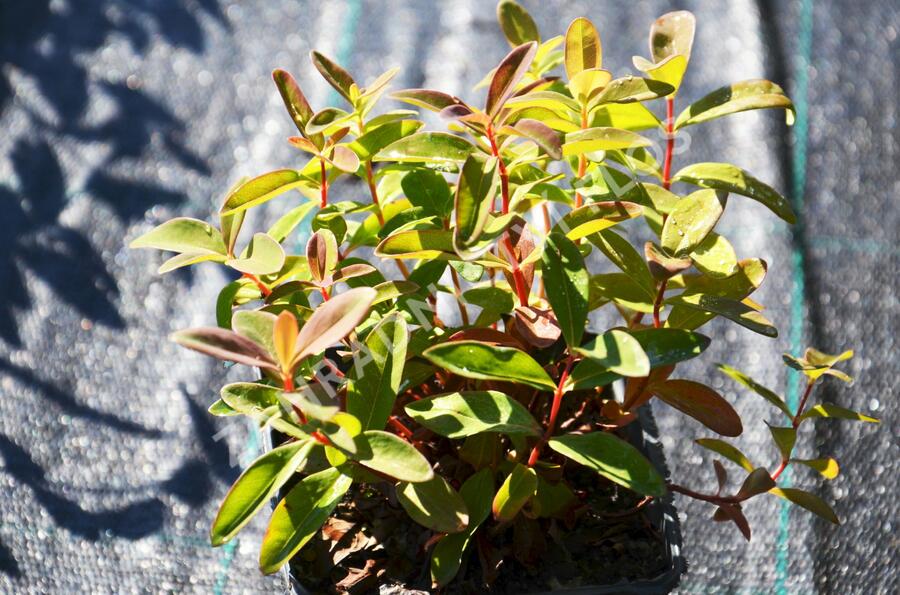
{"left": 326, "top": 145, "right": 360, "bottom": 173}
{"left": 453, "top": 153, "right": 500, "bottom": 259}
{"left": 390, "top": 88, "right": 468, "bottom": 113}
{"left": 486, "top": 42, "right": 538, "bottom": 117}
{"left": 511, "top": 306, "right": 561, "bottom": 349}
{"left": 650, "top": 10, "right": 696, "bottom": 64}
{"left": 564, "top": 17, "right": 602, "bottom": 80}
{"left": 310, "top": 50, "right": 355, "bottom": 102}
{"left": 645, "top": 241, "right": 692, "bottom": 281}
{"left": 272, "top": 69, "right": 316, "bottom": 136}
{"left": 171, "top": 327, "right": 278, "bottom": 371}
{"left": 497, "top": 0, "right": 540, "bottom": 47}
{"left": 736, "top": 468, "right": 776, "bottom": 499}
{"left": 514, "top": 118, "right": 562, "bottom": 159}
{"left": 714, "top": 504, "right": 751, "bottom": 541}
{"left": 292, "top": 287, "right": 377, "bottom": 364}
{"left": 448, "top": 328, "right": 524, "bottom": 349}
{"left": 306, "top": 230, "right": 338, "bottom": 282}
{"left": 649, "top": 379, "right": 743, "bottom": 436}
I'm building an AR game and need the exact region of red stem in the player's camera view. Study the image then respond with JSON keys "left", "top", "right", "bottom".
{"left": 662, "top": 97, "right": 675, "bottom": 190}
{"left": 319, "top": 158, "right": 328, "bottom": 208}
{"left": 771, "top": 381, "right": 816, "bottom": 481}
{"left": 652, "top": 279, "right": 668, "bottom": 328}
{"left": 388, "top": 416, "right": 415, "bottom": 440}
{"left": 528, "top": 357, "right": 575, "bottom": 466}
{"left": 486, "top": 122, "right": 530, "bottom": 307}
{"left": 242, "top": 273, "right": 271, "bottom": 297}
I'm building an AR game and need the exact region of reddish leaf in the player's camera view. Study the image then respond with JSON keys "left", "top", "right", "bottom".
{"left": 649, "top": 379, "right": 743, "bottom": 436}
{"left": 486, "top": 42, "right": 538, "bottom": 117}
{"left": 310, "top": 51, "right": 355, "bottom": 102}
{"left": 514, "top": 118, "right": 562, "bottom": 159}
{"left": 272, "top": 69, "right": 316, "bottom": 135}
{"left": 171, "top": 327, "right": 278, "bottom": 370}
{"left": 293, "top": 287, "right": 377, "bottom": 364}
{"left": 391, "top": 88, "right": 468, "bottom": 113}
{"left": 714, "top": 504, "right": 751, "bottom": 541}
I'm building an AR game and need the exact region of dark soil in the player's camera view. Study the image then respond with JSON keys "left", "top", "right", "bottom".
{"left": 289, "top": 466, "right": 669, "bottom": 594}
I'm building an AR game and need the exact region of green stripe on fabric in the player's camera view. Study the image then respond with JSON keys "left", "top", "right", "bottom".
{"left": 215, "top": 2, "right": 364, "bottom": 592}
{"left": 775, "top": 0, "right": 815, "bottom": 592}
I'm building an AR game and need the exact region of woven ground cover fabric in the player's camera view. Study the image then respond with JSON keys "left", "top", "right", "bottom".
{"left": 0, "top": 1, "right": 895, "bottom": 593}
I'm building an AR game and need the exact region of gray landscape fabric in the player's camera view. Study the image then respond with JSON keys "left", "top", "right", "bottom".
{"left": 0, "top": 0, "right": 896, "bottom": 593}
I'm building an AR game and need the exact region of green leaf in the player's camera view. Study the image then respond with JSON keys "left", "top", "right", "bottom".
{"left": 492, "top": 463, "right": 538, "bottom": 522}
{"left": 783, "top": 348, "right": 855, "bottom": 383}
{"left": 348, "top": 120, "right": 424, "bottom": 161}
{"left": 310, "top": 51, "right": 355, "bottom": 102}
{"left": 589, "top": 230, "right": 656, "bottom": 298}
{"left": 327, "top": 146, "right": 360, "bottom": 173}
{"left": 587, "top": 272, "right": 654, "bottom": 313}
{"left": 541, "top": 232, "right": 589, "bottom": 348}
{"left": 770, "top": 487, "right": 839, "bottom": 524}
{"left": 453, "top": 153, "right": 500, "bottom": 259}
{"left": 574, "top": 329, "right": 650, "bottom": 377}
{"left": 633, "top": 54, "right": 687, "bottom": 94}
{"left": 592, "top": 76, "right": 674, "bottom": 105}
{"left": 562, "top": 127, "right": 651, "bottom": 157}
{"left": 650, "top": 379, "right": 743, "bottom": 437}
{"left": 717, "top": 363, "right": 792, "bottom": 420}
{"left": 346, "top": 312, "right": 408, "bottom": 431}
{"left": 292, "top": 287, "right": 377, "bottom": 364}
{"left": 208, "top": 399, "right": 238, "bottom": 416}
{"left": 673, "top": 162, "right": 796, "bottom": 224}
{"left": 372, "top": 280, "right": 419, "bottom": 305}
{"left": 767, "top": 424, "right": 797, "bottom": 460}
{"left": 397, "top": 475, "right": 469, "bottom": 533}
{"left": 486, "top": 41, "right": 537, "bottom": 117}
{"left": 401, "top": 169, "right": 453, "bottom": 218}
{"left": 220, "top": 382, "right": 281, "bottom": 415}
{"left": 353, "top": 430, "right": 434, "bottom": 482}
{"left": 666, "top": 258, "right": 768, "bottom": 330}
{"left": 695, "top": 438, "right": 754, "bottom": 472}
{"left": 431, "top": 469, "right": 493, "bottom": 587}
{"left": 660, "top": 189, "right": 727, "bottom": 256}
{"left": 171, "top": 327, "right": 277, "bottom": 370}
{"left": 374, "top": 132, "right": 477, "bottom": 166}
{"left": 305, "top": 107, "right": 353, "bottom": 135}
{"left": 423, "top": 340, "right": 556, "bottom": 391}
{"left": 266, "top": 202, "right": 316, "bottom": 243}
{"left": 226, "top": 233, "right": 285, "bottom": 275}
{"left": 569, "top": 327, "right": 711, "bottom": 391}
{"left": 258, "top": 468, "right": 352, "bottom": 574}
{"left": 645, "top": 241, "right": 692, "bottom": 281}
{"left": 675, "top": 79, "right": 795, "bottom": 130}
{"left": 216, "top": 280, "right": 248, "bottom": 328}
{"left": 666, "top": 293, "right": 778, "bottom": 337}
{"left": 221, "top": 169, "right": 309, "bottom": 215}
{"left": 553, "top": 201, "right": 642, "bottom": 241}
{"left": 497, "top": 0, "right": 540, "bottom": 46}
{"left": 564, "top": 17, "right": 601, "bottom": 80}
{"left": 129, "top": 217, "right": 226, "bottom": 255}
{"left": 689, "top": 232, "right": 739, "bottom": 278}
{"left": 530, "top": 476, "right": 577, "bottom": 518}
{"left": 548, "top": 432, "right": 666, "bottom": 496}
{"left": 405, "top": 390, "right": 540, "bottom": 438}
{"left": 650, "top": 10, "right": 696, "bottom": 63}
{"left": 272, "top": 69, "right": 316, "bottom": 136}
{"left": 514, "top": 118, "right": 563, "bottom": 159}
{"left": 211, "top": 440, "right": 314, "bottom": 546}
{"left": 232, "top": 310, "right": 278, "bottom": 360}
{"left": 375, "top": 229, "right": 507, "bottom": 269}
{"left": 799, "top": 403, "right": 880, "bottom": 423}
{"left": 791, "top": 458, "right": 840, "bottom": 480}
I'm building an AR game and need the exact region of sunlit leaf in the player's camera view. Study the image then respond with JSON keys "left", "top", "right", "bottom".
{"left": 353, "top": 430, "right": 434, "bottom": 482}
{"left": 650, "top": 10, "right": 696, "bottom": 64}
{"left": 486, "top": 42, "right": 537, "bottom": 117}
{"left": 310, "top": 50, "right": 355, "bottom": 102}
{"left": 211, "top": 440, "right": 313, "bottom": 546}
{"left": 564, "top": 17, "right": 601, "bottom": 80}
{"left": 675, "top": 79, "right": 795, "bottom": 129}
{"left": 348, "top": 120, "right": 424, "bottom": 161}
{"left": 431, "top": 469, "right": 493, "bottom": 587}
{"left": 492, "top": 463, "right": 538, "bottom": 522}
{"left": 770, "top": 487, "right": 839, "bottom": 524}
{"left": 171, "top": 327, "right": 278, "bottom": 370}
{"left": 453, "top": 153, "right": 500, "bottom": 259}
{"left": 346, "top": 312, "right": 408, "bottom": 431}
{"left": 293, "top": 287, "right": 377, "bottom": 364}
{"left": 562, "top": 127, "right": 651, "bottom": 157}
{"left": 374, "top": 132, "right": 477, "bottom": 165}
{"left": 553, "top": 201, "right": 642, "bottom": 240}
{"left": 791, "top": 458, "right": 840, "bottom": 480}
{"left": 548, "top": 432, "right": 666, "bottom": 496}
{"left": 227, "top": 233, "right": 285, "bottom": 275}
{"left": 695, "top": 438, "right": 754, "bottom": 472}
{"left": 258, "top": 468, "right": 352, "bottom": 574}
{"left": 220, "top": 169, "right": 309, "bottom": 215}
{"left": 129, "top": 217, "right": 226, "bottom": 255}
{"left": 717, "top": 363, "right": 792, "bottom": 419}
{"left": 593, "top": 76, "right": 674, "bottom": 105}
{"left": 272, "top": 68, "right": 317, "bottom": 136}
{"left": 497, "top": 0, "right": 540, "bottom": 46}
{"left": 673, "top": 162, "right": 795, "bottom": 224}
{"left": 666, "top": 293, "right": 778, "bottom": 337}
{"left": 690, "top": 232, "right": 739, "bottom": 278}
{"left": 541, "top": 232, "right": 589, "bottom": 348}
{"left": 405, "top": 390, "right": 541, "bottom": 438}
{"left": 799, "top": 403, "right": 879, "bottom": 423}
{"left": 660, "top": 189, "right": 727, "bottom": 256}
{"left": 574, "top": 329, "right": 650, "bottom": 377}
{"left": 423, "top": 340, "right": 556, "bottom": 391}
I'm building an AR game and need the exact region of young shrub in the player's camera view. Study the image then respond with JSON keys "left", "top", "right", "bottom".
{"left": 131, "top": 2, "right": 879, "bottom": 588}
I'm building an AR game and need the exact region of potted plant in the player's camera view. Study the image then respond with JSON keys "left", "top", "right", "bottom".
{"left": 130, "top": 3, "right": 880, "bottom": 592}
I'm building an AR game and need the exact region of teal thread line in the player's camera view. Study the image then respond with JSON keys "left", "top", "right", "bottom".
{"left": 214, "top": 3, "right": 363, "bottom": 592}
{"left": 775, "top": 0, "right": 815, "bottom": 592}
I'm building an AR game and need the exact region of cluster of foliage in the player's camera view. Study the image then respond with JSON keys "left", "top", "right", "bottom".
{"left": 131, "top": 3, "right": 879, "bottom": 587}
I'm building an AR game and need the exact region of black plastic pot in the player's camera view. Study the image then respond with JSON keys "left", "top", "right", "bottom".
{"left": 266, "top": 403, "right": 685, "bottom": 594}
